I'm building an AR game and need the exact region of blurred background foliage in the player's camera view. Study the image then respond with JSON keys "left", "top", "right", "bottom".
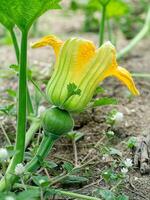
{"left": 70, "top": 0, "right": 149, "bottom": 39}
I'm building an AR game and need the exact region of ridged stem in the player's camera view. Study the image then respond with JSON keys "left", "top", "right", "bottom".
{"left": 26, "top": 133, "right": 58, "bottom": 172}
{"left": 0, "top": 30, "right": 28, "bottom": 191}
{"left": 57, "top": 190, "right": 102, "bottom": 200}
{"left": 99, "top": 0, "right": 111, "bottom": 46}
{"left": 25, "top": 119, "right": 41, "bottom": 148}
{"left": 99, "top": 5, "right": 106, "bottom": 46}
{"left": 10, "top": 28, "right": 34, "bottom": 115}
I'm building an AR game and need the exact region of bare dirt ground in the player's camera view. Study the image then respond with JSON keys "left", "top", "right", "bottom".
{"left": 0, "top": 5, "right": 150, "bottom": 200}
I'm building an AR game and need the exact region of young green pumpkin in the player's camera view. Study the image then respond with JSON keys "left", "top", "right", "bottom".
{"left": 26, "top": 107, "right": 74, "bottom": 172}
{"left": 32, "top": 35, "right": 139, "bottom": 112}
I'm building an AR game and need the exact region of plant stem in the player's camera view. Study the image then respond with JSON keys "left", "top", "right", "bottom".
{"left": 107, "top": 19, "right": 112, "bottom": 42}
{"left": 10, "top": 29, "right": 19, "bottom": 64}
{"left": 99, "top": 5, "right": 106, "bottom": 46}
{"left": 132, "top": 73, "right": 150, "bottom": 78}
{"left": 72, "top": 139, "right": 78, "bottom": 167}
{"left": 14, "top": 184, "right": 102, "bottom": 200}
{"left": 81, "top": 135, "right": 105, "bottom": 164}
{"left": 0, "top": 30, "right": 28, "bottom": 192}
{"left": 26, "top": 134, "right": 58, "bottom": 172}
{"left": 25, "top": 119, "right": 41, "bottom": 148}
{"left": 0, "top": 122, "right": 11, "bottom": 145}
{"left": 49, "top": 156, "right": 97, "bottom": 186}
{"left": 14, "top": 30, "right": 28, "bottom": 161}
{"left": 26, "top": 86, "right": 34, "bottom": 115}
{"left": 57, "top": 190, "right": 102, "bottom": 200}
{"left": 117, "top": 6, "right": 150, "bottom": 59}
{"left": 10, "top": 28, "right": 34, "bottom": 115}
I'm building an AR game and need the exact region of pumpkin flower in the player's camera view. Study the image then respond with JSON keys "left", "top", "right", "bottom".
{"left": 32, "top": 35, "right": 139, "bottom": 112}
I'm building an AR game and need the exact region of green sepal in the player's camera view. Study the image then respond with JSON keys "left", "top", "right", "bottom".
{"left": 44, "top": 131, "right": 61, "bottom": 140}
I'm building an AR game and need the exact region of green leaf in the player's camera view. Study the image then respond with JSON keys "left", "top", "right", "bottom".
{"left": 70, "top": 0, "right": 88, "bottom": 11}
{"left": 0, "top": 11, "right": 14, "bottom": 30}
{"left": 9, "top": 64, "right": 33, "bottom": 80}
{"left": 102, "top": 169, "right": 120, "bottom": 183}
{"left": 93, "top": 97, "right": 118, "bottom": 107}
{"left": 0, "top": 193, "right": 16, "bottom": 200}
{"left": 9, "top": 64, "right": 19, "bottom": 72}
{"left": 116, "top": 194, "right": 129, "bottom": 200}
{"left": 62, "top": 162, "right": 74, "bottom": 172}
{"left": 109, "top": 147, "right": 122, "bottom": 157}
{"left": 106, "top": 0, "right": 129, "bottom": 18}
{"left": 43, "top": 160, "right": 58, "bottom": 169}
{"left": 17, "top": 189, "right": 40, "bottom": 200}
{"left": 67, "top": 83, "right": 81, "bottom": 100}
{"left": 88, "top": 0, "right": 129, "bottom": 18}
{"left": 0, "top": 0, "right": 62, "bottom": 31}
{"left": 106, "top": 109, "right": 117, "bottom": 126}
{"left": 66, "top": 131, "right": 84, "bottom": 141}
{"left": 32, "top": 175, "right": 49, "bottom": 186}
{"left": 94, "top": 86, "right": 105, "bottom": 95}
{"left": 6, "top": 89, "right": 16, "bottom": 98}
{"left": 127, "top": 137, "right": 137, "bottom": 149}
{"left": 0, "top": 104, "right": 15, "bottom": 115}
{"left": 60, "top": 175, "right": 88, "bottom": 185}
{"left": 96, "top": 189, "right": 115, "bottom": 200}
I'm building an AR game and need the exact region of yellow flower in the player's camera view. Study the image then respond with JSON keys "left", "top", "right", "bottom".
{"left": 32, "top": 35, "right": 139, "bottom": 112}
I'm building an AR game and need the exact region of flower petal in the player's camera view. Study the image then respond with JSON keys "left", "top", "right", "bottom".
{"left": 63, "top": 41, "right": 115, "bottom": 111}
{"left": 31, "top": 35, "right": 63, "bottom": 58}
{"left": 112, "top": 66, "right": 139, "bottom": 95}
{"left": 100, "top": 43, "right": 139, "bottom": 96}
{"left": 46, "top": 38, "right": 96, "bottom": 107}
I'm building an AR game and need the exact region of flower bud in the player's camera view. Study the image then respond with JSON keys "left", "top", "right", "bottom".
{"left": 15, "top": 163, "right": 25, "bottom": 175}
{"left": 121, "top": 167, "right": 128, "bottom": 174}
{"left": 0, "top": 148, "right": 9, "bottom": 161}
{"left": 114, "top": 112, "right": 124, "bottom": 125}
{"left": 124, "top": 158, "right": 133, "bottom": 168}
{"left": 42, "top": 107, "right": 74, "bottom": 137}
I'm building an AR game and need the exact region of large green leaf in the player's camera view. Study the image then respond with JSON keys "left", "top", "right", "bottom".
{"left": 88, "top": 0, "right": 129, "bottom": 18}
{"left": 106, "top": 0, "right": 129, "bottom": 18}
{"left": 0, "top": 11, "right": 14, "bottom": 30}
{"left": 0, "top": 0, "right": 61, "bottom": 31}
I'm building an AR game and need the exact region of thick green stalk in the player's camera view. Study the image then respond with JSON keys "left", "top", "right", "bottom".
{"left": 10, "top": 29, "right": 34, "bottom": 115}
{"left": 99, "top": 5, "right": 106, "bottom": 46}
{"left": 117, "top": 6, "right": 150, "bottom": 59}
{"left": 14, "top": 30, "right": 28, "bottom": 158}
{"left": 26, "top": 134, "right": 57, "bottom": 172}
{"left": 0, "top": 30, "right": 28, "bottom": 191}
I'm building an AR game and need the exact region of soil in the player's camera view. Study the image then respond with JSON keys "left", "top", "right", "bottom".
{"left": 0, "top": 3, "right": 150, "bottom": 200}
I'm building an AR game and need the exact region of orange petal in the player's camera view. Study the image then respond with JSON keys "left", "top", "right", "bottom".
{"left": 31, "top": 35, "right": 63, "bottom": 58}
{"left": 112, "top": 66, "right": 140, "bottom": 95}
